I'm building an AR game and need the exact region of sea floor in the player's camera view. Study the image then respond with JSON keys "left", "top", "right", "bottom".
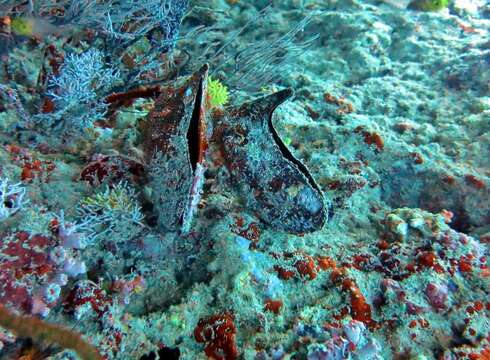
{"left": 0, "top": 0, "right": 489, "bottom": 359}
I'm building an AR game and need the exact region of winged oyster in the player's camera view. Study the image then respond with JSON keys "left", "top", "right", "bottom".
{"left": 140, "top": 64, "right": 209, "bottom": 234}
{"left": 212, "top": 89, "right": 327, "bottom": 234}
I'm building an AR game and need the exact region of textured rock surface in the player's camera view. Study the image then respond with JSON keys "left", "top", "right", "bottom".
{"left": 0, "top": 0, "right": 488, "bottom": 359}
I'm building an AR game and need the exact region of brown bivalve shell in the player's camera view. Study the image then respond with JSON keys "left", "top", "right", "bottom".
{"left": 140, "top": 64, "right": 209, "bottom": 234}
{"left": 214, "top": 88, "right": 327, "bottom": 234}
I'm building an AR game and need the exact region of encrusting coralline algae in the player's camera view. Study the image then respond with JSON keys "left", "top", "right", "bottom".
{"left": 0, "top": 0, "right": 489, "bottom": 359}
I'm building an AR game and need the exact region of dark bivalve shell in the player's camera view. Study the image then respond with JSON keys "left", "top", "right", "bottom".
{"left": 214, "top": 89, "right": 327, "bottom": 234}
{"left": 140, "top": 64, "right": 209, "bottom": 234}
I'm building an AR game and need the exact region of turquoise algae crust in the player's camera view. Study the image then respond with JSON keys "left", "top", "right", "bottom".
{"left": 0, "top": 0, "right": 489, "bottom": 359}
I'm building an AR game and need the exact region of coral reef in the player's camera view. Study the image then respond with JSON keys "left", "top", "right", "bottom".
{"left": 0, "top": 0, "right": 488, "bottom": 359}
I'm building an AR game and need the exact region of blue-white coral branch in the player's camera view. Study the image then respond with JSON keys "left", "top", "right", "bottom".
{"left": 43, "top": 49, "right": 119, "bottom": 132}
{"left": 0, "top": 176, "right": 27, "bottom": 221}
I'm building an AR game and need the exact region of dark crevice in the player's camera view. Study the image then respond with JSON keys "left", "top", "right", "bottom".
{"left": 448, "top": 208, "right": 472, "bottom": 235}
{"left": 268, "top": 113, "right": 322, "bottom": 194}
{"left": 187, "top": 77, "right": 204, "bottom": 172}
{"left": 140, "top": 347, "right": 180, "bottom": 360}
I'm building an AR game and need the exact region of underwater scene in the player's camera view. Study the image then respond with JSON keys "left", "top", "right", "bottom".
{"left": 0, "top": 0, "right": 489, "bottom": 359}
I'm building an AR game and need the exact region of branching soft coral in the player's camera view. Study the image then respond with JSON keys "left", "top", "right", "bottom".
{"left": 41, "top": 49, "right": 119, "bottom": 133}
{"left": 0, "top": 176, "right": 27, "bottom": 222}
{"left": 77, "top": 181, "right": 144, "bottom": 244}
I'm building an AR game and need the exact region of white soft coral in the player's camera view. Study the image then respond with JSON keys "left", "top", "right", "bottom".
{"left": 0, "top": 176, "right": 27, "bottom": 221}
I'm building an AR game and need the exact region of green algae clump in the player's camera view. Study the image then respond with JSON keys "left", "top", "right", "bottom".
{"left": 207, "top": 77, "right": 229, "bottom": 108}
{"left": 408, "top": 0, "right": 449, "bottom": 11}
